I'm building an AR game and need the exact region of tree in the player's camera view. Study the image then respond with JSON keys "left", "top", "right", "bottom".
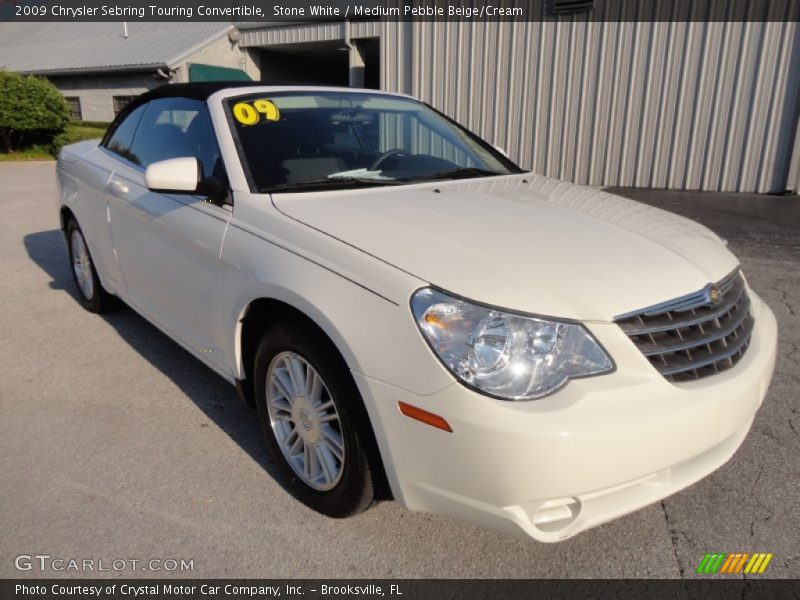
{"left": 0, "top": 70, "right": 70, "bottom": 153}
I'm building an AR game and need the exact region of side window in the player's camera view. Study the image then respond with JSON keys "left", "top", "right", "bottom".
{"left": 129, "top": 97, "right": 223, "bottom": 180}
{"left": 105, "top": 103, "right": 147, "bottom": 165}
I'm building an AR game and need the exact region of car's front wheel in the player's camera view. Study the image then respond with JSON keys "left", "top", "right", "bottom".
{"left": 66, "top": 219, "right": 114, "bottom": 313}
{"left": 254, "top": 321, "right": 375, "bottom": 517}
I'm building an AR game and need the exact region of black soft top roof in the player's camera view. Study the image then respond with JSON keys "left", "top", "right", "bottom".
{"left": 102, "top": 81, "right": 346, "bottom": 146}
{"left": 103, "top": 82, "right": 259, "bottom": 145}
{"left": 136, "top": 80, "right": 352, "bottom": 104}
{"left": 136, "top": 81, "right": 261, "bottom": 103}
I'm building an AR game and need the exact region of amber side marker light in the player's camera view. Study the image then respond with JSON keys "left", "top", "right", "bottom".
{"left": 398, "top": 401, "right": 453, "bottom": 433}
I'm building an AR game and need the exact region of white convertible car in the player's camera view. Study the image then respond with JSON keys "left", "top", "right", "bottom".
{"left": 57, "top": 83, "right": 777, "bottom": 542}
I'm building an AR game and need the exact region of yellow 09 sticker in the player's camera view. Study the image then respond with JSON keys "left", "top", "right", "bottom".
{"left": 232, "top": 99, "right": 280, "bottom": 125}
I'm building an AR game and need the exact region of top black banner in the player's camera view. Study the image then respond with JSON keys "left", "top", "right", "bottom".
{"left": 3, "top": 0, "right": 800, "bottom": 22}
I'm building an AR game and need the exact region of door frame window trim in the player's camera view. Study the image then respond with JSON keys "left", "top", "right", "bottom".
{"left": 103, "top": 97, "right": 232, "bottom": 208}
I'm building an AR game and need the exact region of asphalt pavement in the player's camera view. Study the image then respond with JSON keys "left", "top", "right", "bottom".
{"left": 1, "top": 162, "right": 798, "bottom": 579}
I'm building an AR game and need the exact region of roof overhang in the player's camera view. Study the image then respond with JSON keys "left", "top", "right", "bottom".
{"left": 19, "top": 64, "right": 168, "bottom": 76}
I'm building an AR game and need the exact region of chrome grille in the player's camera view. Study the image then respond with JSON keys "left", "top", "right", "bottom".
{"left": 615, "top": 270, "right": 753, "bottom": 382}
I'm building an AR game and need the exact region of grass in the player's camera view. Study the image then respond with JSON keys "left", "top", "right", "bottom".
{"left": 0, "top": 146, "right": 53, "bottom": 161}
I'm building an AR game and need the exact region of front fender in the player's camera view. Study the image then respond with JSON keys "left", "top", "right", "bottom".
{"left": 220, "top": 198, "right": 455, "bottom": 398}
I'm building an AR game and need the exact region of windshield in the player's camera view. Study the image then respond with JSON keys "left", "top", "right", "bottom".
{"left": 225, "top": 91, "right": 521, "bottom": 193}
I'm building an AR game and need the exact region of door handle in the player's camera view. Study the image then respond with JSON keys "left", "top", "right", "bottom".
{"left": 108, "top": 179, "right": 129, "bottom": 196}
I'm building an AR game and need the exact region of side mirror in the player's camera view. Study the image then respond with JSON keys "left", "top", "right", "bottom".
{"left": 145, "top": 157, "right": 200, "bottom": 193}
{"left": 145, "top": 157, "right": 228, "bottom": 203}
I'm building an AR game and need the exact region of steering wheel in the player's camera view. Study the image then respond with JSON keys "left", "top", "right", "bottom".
{"left": 370, "top": 149, "right": 407, "bottom": 172}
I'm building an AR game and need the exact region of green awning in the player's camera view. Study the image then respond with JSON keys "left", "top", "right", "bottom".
{"left": 188, "top": 63, "right": 252, "bottom": 82}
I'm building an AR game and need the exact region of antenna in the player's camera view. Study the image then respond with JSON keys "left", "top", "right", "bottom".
{"left": 123, "top": 22, "right": 128, "bottom": 38}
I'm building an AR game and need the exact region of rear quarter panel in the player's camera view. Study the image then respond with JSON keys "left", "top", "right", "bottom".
{"left": 58, "top": 142, "right": 124, "bottom": 293}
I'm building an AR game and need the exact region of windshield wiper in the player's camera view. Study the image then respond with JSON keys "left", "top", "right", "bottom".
{"left": 263, "top": 176, "right": 404, "bottom": 194}
{"left": 262, "top": 168, "right": 501, "bottom": 193}
{"left": 404, "top": 167, "right": 501, "bottom": 183}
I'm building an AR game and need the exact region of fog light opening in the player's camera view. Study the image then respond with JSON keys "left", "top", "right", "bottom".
{"left": 532, "top": 498, "right": 581, "bottom": 533}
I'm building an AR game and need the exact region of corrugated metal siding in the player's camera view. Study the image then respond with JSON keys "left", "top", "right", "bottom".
{"left": 352, "top": 20, "right": 382, "bottom": 39}
{"left": 381, "top": 17, "right": 800, "bottom": 193}
{"left": 241, "top": 22, "right": 345, "bottom": 46}
{"left": 240, "top": 20, "right": 380, "bottom": 47}
{"left": 790, "top": 118, "right": 800, "bottom": 192}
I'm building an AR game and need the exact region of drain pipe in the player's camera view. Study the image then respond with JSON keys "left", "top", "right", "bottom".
{"left": 155, "top": 67, "right": 176, "bottom": 81}
{"left": 343, "top": 19, "right": 351, "bottom": 51}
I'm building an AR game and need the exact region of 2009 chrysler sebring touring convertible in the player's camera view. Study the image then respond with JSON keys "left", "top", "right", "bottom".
{"left": 57, "top": 83, "right": 777, "bottom": 542}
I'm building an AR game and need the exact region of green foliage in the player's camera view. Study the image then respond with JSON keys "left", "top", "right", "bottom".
{"left": 0, "top": 70, "right": 70, "bottom": 153}
{"left": 0, "top": 145, "right": 53, "bottom": 161}
{"left": 73, "top": 120, "right": 112, "bottom": 129}
{"left": 51, "top": 123, "right": 107, "bottom": 156}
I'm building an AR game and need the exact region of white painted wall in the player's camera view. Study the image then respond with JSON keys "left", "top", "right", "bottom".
{"left": 175, "top": 33, "right": 261, "bottom": 83}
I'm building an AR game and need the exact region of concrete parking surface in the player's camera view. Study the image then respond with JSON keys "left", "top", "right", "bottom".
{"left": 1, "top": 162, "right": 798, "bottom": 579}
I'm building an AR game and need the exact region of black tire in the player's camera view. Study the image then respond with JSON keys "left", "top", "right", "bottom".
{"left": 65, "top": 219, "right": 114, "bottom": 314}
{"left": 254, "top": 320, "right": 376, "bottom": 518}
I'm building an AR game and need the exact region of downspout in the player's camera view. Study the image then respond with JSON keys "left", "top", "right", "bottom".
{"left": 344, "top": 19, "right": 352, "bottom": 51}
{"left": 156, "top": 67, "right": 177, "bottom": 81}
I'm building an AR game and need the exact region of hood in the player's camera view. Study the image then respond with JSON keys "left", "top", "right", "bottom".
{"left": 272, "top": 174, "right": 739, "bottom": 321}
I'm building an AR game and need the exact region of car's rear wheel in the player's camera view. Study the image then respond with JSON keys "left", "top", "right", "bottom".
{"left": 66, "top": 219, "right": 113, "bottom": 313}
{"left": 254, "top": 321, "right": 375, "bottom": 517}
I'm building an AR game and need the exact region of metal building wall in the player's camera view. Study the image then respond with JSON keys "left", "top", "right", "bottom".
{"left": 790, "top": 124, "right": 800, "bottom": 192}
{"left": 240, "top": 21, "right": 381, "bottom": 46}
{"left": 381, "top": 16, "right": 800, "bottom": 193}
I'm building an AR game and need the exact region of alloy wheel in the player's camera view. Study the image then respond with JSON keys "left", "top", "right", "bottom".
{"left": 70, "top": 229, "right": 95, "bottom": 301}
{"left": 265, "top": 351, "right": 345, "bottom": 491}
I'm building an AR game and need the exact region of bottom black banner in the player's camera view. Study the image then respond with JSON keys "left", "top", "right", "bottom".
{"left": 2, "top": 579, "right": 799, "bottom": 600}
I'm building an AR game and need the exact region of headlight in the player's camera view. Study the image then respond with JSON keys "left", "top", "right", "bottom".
{"left": 411, "top": 288, "right": 613, "bottom": 400}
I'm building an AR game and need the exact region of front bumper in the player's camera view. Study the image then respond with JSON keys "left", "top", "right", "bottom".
{"left": 354, "top": 291, "right": 777, "bottom": 542}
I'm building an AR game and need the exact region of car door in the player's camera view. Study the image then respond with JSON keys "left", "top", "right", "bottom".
{"left": 62, "top": 102, "right": 149, "bottom": 295}
{"left": 104, "top": 97, "right": 232, "bottom": 374}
